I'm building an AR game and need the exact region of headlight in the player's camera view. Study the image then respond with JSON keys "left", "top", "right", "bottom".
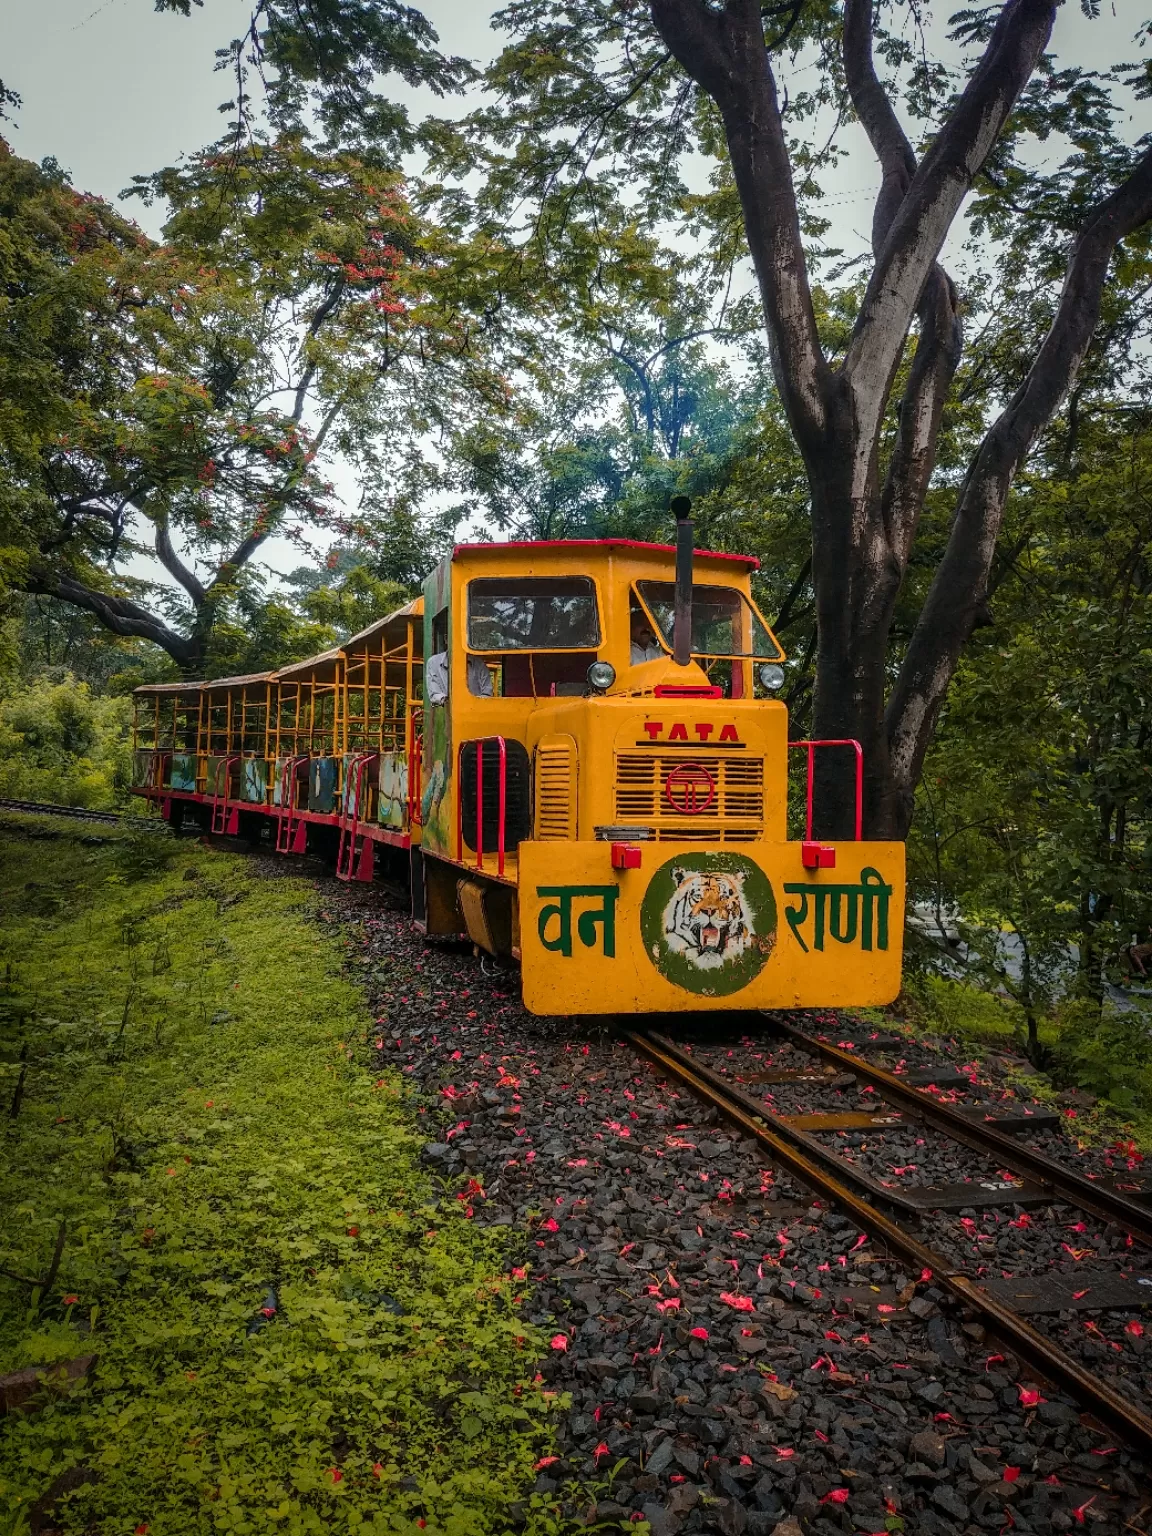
{"left": 758, "top": 662, "right": 786, "bottom": 692}
{"left": 587, "top": 661, "right": 616, "bottom": 692}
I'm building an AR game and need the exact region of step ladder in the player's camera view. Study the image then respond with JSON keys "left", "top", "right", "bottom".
{"left": 275, "top": 755, "right": 309, "bottom": 854}
{"left": 210, "top": 755, "right": 240, "bottom": 834}
{"left": 336, "top": 752, "right": 379, "bottom": 882}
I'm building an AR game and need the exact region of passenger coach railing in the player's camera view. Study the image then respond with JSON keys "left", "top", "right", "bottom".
{"left": 456, "top": 736, "right": 508, "bottom": 877}
{"left": 788, "top": 738, "right": 863, "bottom": 846}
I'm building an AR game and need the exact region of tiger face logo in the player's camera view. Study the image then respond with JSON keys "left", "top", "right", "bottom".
{"left": 663, "top": 867, "right": 753, "bottom": 969}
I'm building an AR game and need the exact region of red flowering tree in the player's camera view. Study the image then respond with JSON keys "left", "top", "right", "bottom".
{"left": 7, "top": 137, "right": 496, "bottom": 676}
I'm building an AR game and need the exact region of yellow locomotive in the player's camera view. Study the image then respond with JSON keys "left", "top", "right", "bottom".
{"left": 131, "top": 507, "right": 904, "bottom": 1014}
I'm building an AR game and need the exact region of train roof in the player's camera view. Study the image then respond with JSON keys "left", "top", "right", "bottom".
{"left": 342, "top": 596, "right": 423, "bottom": 653}
{"left": 275, "top": 646, "right": 342, "bottom": 682}
{"left": 133, "top": 679, "right": 206, "bottom": 695}
{"left": 200, "top": 671, "right": 276, "bottom": 691}
{"left": 451, "top": 538, "right": 759, "bottom": 570}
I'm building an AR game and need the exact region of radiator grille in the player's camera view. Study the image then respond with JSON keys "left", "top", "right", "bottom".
{"left": 615, "top": 753, "right": 764, "bottom": 840}
{"left": 535, "top": 734, "right": 577, "bottom": 840}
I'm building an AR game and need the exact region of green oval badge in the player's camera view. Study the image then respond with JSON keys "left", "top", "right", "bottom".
{"left": 640, "top": 852, "right": 778, "bottom": 997}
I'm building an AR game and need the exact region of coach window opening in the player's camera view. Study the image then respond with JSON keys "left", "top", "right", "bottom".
{"left": 465, "top": 575, "right": 602, "bottom": 698}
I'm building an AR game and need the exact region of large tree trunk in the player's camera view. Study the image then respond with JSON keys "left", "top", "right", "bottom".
{"left": 648, "top": 0, "right": 1152, "bottom": 838}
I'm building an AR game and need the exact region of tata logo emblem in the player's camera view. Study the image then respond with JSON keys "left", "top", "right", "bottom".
{"left": 664, "top": 762, "right": 717, "bottom": 814}
{"left": 642, "top": 722, "right": 741, "bottom": 743}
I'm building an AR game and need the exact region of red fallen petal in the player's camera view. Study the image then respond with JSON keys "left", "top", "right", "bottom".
{"left": 534, "top": 1457, "right": 559, "bottom": 1470}
{"left": 821, "top": 1489, "right": 850, "bottom": 1504}
{"left": 371, "top": 1463, "right": 383, "bottom": 1478}
{"left": 934, "top": 1413, "right": 953, "bottom": 1422}
{"left": 329, "top": 1468, "right": 343, "bottom": 1483}
{"left": 1126, "top": 1320, "right": 1144, "bottom": 1337}
{"left": 669, "top": 1474, "right": 686, "bottom": 1483}
{"left": 594, "top": 1442, "right": 610, "bottom": 1459}
{"left": 719, "top": 1292, "right": 755, "bottom": 1312}
{"left": 773, "top": 1447, "right": 795, "bottom": 1458}
{"left": 541, "top": 1218, "right": 560, "bottom": 1232}
{"left": 550, "top": 1334, "right": 569, "bottom": 1351}
{"left": 1072, "top": 1496, "right": 1097, "bottom": 1523}
{"left": 1018, "top": 1387, "right": 1045, "bottom": 1407}
{"left": 814, "top": 1429, "right": 830, "bottom": 1442}
{"left": 690, "top": 1327, "right": 709, "bottom": 1339}
{"left": 739, "top": 1455, "right": 753, "bottom": 1466}
{"left": 1003, "top": 1467, "right": 1020, "bottom": 1482}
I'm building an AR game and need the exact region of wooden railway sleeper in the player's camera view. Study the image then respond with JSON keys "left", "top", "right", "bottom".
{"left": 769, "top": 1017, "right": 1152, "bottom": 1249}
{"left": 627, "top": 1027, "right": 1152, "bottom": 1460}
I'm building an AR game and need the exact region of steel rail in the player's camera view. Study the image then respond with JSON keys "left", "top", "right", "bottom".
{"left": 0, "top": 797, "right": 136, "bottom": 827}
{"left": 770, "top": 1017, "right": 1152, "bottom": 1247}
{"left": 627, "top": 1027, "right": 1152, "bottom": 1458}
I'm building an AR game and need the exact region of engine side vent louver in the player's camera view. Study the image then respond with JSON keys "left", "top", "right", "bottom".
{"left": 535, "top": 733, "right": 578, "bottom": 840}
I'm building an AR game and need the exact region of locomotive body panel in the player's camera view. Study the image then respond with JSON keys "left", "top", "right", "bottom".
{"left": 518, "top": 839, "right": 904, "bottom": 1015}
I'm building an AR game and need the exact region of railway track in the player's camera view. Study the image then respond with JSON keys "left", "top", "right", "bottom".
{"left": 0, "top": 797, "right": 169, "bottom": 829}
{"left": 628, "top": 1018, "right": 1152, "bottom": 1462}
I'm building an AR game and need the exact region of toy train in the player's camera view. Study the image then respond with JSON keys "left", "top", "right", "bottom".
{"left": 131, "top": 508, "right": 904, "bottom": 1014}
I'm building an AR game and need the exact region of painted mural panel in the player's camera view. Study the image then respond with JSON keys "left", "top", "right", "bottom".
{"left": 169, "top": 754, "right": 197, "bottom": 792}
{"left": 133, "top": 751, "right": 158, "bottom": 789}
{"left": 242, "top": 758, "right": 268, "bottom": 804}
{"left": 206, "top": 756, "right": 236, "bottom": 798}
{"left": 421, "top": 556, "right": 453, "bottom": 855}
{"left": 308, "top": 757, "right": 338, "bottom": 814}
{"left": 378, "top": 751, "right": 408, "bottom": 829}
{"left": 342, "top": 754, "right": 373, "bottom": 818}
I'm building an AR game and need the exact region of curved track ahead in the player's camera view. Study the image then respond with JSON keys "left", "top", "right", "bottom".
{"left": 629, "top": 1024, "right": 1152, "bottom": 1459}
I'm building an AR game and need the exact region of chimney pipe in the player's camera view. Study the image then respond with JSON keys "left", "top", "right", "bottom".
{"left": 671, "top": 495, "right": 693, "bottom": 667}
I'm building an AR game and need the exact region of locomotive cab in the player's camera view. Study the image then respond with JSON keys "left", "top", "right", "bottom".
{"left": 417, "top": 536, "right": 904, "bottom": 1014}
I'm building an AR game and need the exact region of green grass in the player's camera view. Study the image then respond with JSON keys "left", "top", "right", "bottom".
{"left": 893, "top": 973, "right": 1152, "bottom": 1151}
{"left": 0, "top": 815, "right": 564, "bottom": 1536}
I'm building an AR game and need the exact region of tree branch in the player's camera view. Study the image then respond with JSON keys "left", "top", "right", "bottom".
{"left": 887, "top": 143, "right": 1152, "bottom": 810}
{"left": 23, "top": 569, "right": 197, "bottom": 669}
{"left": 842, "top": 0, "right": 915, "bottom": 255}
{"left": 154, "top": 514, "right": 207, "bottom": 605}
{"left": 843, "top": 0, "right": 1056, "bottom": 478}
{"left": 649, "top": 0, "right": 830, "bottom": 450}
{"left": 881, "top": 269, "right": 964, "bottom": 568}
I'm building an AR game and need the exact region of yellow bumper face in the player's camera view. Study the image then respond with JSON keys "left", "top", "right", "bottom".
{"left": 518, "top": 840, "right": 905, "bottom": 1016}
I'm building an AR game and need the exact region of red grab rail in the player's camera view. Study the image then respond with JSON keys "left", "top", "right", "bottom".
{"left": 337, "top": 752, "right": 379, "bottom": 882}
{"left": 788, "top": 739, "right": 864, "bottom": 841}
{"left": 210, "top": 754, "right": 241, "bottom": 834}
{"left": 456, "top": 737, "right": 509, "bottom": 877}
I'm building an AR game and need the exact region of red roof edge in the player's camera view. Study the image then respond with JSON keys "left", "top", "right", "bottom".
{"left": 451, "top": 538, "right": 759, "bottom": 571}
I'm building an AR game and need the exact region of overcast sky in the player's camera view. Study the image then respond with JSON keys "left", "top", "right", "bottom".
{"left": 5, "top": 2, "right": 1146, "bottom": 590}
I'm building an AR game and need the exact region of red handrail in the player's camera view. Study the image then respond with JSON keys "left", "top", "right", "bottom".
{"left": 456, "top": 738, "right": 509, "bottom": 876}
{"left": 788, "top": 739, "right": 863, "bottom": 841}
{"left": 210, "top": 754, "right": 240, "bottom": 833}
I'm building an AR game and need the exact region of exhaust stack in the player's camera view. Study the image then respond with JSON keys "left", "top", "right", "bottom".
{"left": 671, "top": 495, "right": 694, "bottom": 667}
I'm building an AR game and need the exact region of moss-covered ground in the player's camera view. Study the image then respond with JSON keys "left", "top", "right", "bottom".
{"left": 0, "top": 815, "right": 561, "bottom": 1536}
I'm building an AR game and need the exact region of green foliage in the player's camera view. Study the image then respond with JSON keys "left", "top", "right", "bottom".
{"left": 0, "top": 820, "right": 562, "bottom": 1534}
{"left": 0, "top": 676, "right": 131, "bottom": 808}
{"left": 909, "top": 413, "right": 1152, "bottom": 1021}
{"left": 155, "top": 0, "right": 476, "bottom": 155}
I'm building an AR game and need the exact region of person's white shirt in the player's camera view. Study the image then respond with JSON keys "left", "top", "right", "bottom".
{"left": 631, "top": 639, "right": 663, "bottom": 663}
{"left": 426, "top": 651, "right": 449, "bottom": 704}
{"left": 468, "top": 655, "right": 494, "bottom": 696}
{"left": 426, "top": 651, "right": 494, "bottom": 704}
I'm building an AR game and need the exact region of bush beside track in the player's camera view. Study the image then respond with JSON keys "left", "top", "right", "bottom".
{"left": 0, "top": 813, "right": 562, "bottom": 1536}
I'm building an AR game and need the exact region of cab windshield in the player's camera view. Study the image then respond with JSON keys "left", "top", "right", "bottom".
{"left": 635, "top": 581, "right": 782, "bottom": 659}
{"left": 467, "top": 576, "right": 601, "bottom": 651}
